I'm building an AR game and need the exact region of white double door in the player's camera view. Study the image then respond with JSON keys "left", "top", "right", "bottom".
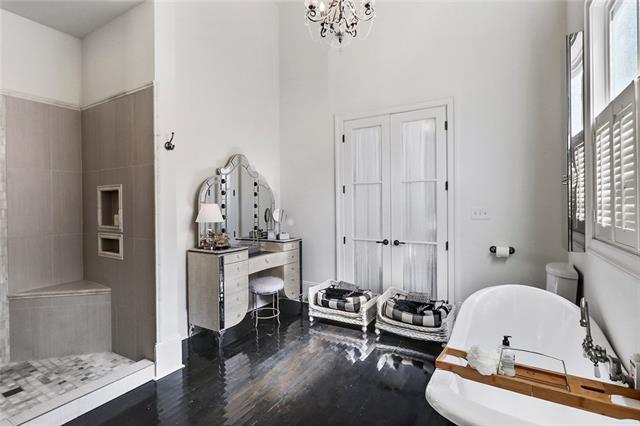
{"left": 340, "top": 106, "right": 448, "bottom": 298}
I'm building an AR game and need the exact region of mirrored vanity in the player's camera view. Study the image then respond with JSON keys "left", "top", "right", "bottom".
{"left": 187, "top": 154, "right": 302, "bottom": 336}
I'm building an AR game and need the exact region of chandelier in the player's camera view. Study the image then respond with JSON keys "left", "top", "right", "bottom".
{"left": 304, "top": 0, "right": 375, "bottom": 46}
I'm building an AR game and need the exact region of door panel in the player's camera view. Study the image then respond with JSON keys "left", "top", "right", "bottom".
{"left": 340, "top": 107, "right": 448, "bottom": 299}
{"left": 390, "top": 107, "right": 447, "bottom": 298}
{"left": 343, "top": 116, "right": 391, "bottom": 294}
{"left": 402, "top": 244, "right": 437, "bottom": 293}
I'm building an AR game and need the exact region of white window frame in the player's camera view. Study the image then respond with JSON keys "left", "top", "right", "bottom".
{"left": 587, "top": 0, "right": 640, "bottom": 278}
{"left": 605, "top": 0, "right": 640, "bottom": 101}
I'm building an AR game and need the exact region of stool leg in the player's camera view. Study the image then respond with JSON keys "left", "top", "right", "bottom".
{"left": 276, "top": 292, "right": 280, "bottom": 325}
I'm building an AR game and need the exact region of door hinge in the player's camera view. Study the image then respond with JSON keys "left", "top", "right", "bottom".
{"left": 445, "top": 181, "right": 448, "bottom": 191}
{"left": 342, "top": 185, "right": 345, "bottom": 194}
{"left": 342, "top": 134, "right": 345, "bottom": 143}
{"left": 444, "top": 121, "right": 448, "bottom": 131}
{"left": 343, "top": 236, "right": 346, "bottom": 244}
{"left": 445, "top": 241, "right": 449, "bottom": 251}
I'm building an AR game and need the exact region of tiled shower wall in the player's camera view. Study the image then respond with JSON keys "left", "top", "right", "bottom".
{"left": 1, "top": 95, "right": 82, "bottom": 364}
{"left": 5, "top": 97, "right": 83, "bottom": 294}
{"left": 82, "top": 87, "right": 156, "bottom": 361}
{"left": 0, "top": 96, "right": 8, "bottom": 365}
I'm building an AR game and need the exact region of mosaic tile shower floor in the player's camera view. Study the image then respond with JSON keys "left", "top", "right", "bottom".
{"left": 0, "top": 352, "right": 134, "bottom": 421}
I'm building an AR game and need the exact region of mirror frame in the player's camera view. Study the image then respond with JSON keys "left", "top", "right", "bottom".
{"left": 197, "top": 154, "right": 275, "bottom": 246}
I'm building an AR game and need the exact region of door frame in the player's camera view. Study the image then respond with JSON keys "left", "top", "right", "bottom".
{"left": 334, "top": 98, "right": 456, "bottom": 302}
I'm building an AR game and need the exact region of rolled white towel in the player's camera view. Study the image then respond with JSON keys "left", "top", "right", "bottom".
{"left": 466, "top": 345, "right": 500, "bottom": 376}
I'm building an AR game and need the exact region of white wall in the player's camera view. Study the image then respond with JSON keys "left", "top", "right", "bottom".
{"left": 279, "top": 5, "right": 331, "bottom": 291}
{"left": 174, "top": 1, "right": 280, "bottom": 336}
{"left": 82, "top": 1, "right": 154, "bottom": 107}
{"left": 153, "top": 0, "right": 184, "bottom": 378}
{"left": 279, "top": 1, "right": 568, "bottom": 302}
{"left": 0, "top": 9, "right": 82, "bottom": 107}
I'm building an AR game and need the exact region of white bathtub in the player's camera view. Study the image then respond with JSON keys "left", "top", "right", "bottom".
{"left": 426, "top": 284, "right": 639, "bottom": 426}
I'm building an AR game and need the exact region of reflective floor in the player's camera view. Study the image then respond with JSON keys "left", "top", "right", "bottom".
{"left": 69, "top": 302, "right": 453, "bottom": 425}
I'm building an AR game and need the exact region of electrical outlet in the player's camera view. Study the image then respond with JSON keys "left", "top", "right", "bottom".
{"left": 471, "top": 207, "right": 490, "bottom": 220}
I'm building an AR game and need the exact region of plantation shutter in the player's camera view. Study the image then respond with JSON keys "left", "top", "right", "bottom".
{"left": 594, "top": 107, "right": 614, "bottom": 241}
{"left": 575, "top": 140, "right": 586, "bottom": 226}
{"left": 612, "top": 82, "right": 638, "bottom": 249}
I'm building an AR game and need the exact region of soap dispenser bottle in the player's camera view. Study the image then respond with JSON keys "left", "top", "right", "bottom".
{"left": 499, "top": 335, "right": 516, "bottom": 377}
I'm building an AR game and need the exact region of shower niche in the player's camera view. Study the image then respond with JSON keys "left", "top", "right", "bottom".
{"left": 98, "top": 233, "right": 124, "bottom": 260}
{"left": 98, "top": 184, "right": 123, "bottom": 232}
{"left": 97, "top": 184, "right": 124, "bottom": 260}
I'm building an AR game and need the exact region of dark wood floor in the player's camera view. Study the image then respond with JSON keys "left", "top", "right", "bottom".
{"left": 69, "top": 302, "right": 453, "bottom": 425}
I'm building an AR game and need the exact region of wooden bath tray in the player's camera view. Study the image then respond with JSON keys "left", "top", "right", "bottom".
{"left": 436, "top": 346, "right": 640, "bottom": 420}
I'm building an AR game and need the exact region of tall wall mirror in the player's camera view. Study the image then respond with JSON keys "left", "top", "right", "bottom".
{"left": 197, "top": 154, "right": 275, "bottom": 247}
{"left": 566, "top": 31, "right": 586, "bottom": 252}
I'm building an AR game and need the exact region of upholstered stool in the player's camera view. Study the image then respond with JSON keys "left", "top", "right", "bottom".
{"left": 249, "top": 276, "right": 284, "bottom": 327}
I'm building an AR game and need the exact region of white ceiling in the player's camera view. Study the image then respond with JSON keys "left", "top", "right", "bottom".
{"left": 0, "top": 0, "right": 144, "bottom": 38}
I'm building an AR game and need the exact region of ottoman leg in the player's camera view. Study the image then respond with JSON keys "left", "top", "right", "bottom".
{"left": 374, "top": 328, "right": 381, "bottom": 336}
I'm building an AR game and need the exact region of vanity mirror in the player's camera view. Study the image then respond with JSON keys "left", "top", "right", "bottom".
{"left": 566, "top": 31, "right": 586, "bottom": 252}
{"left": 197, "top": 154, "right": 275, "bottom": 245}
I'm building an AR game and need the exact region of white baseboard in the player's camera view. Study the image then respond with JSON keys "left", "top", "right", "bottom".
{"left": 154, "top": 335, "right": 184, "bottom": 379}
{"left": 17, "top": 360, "right": 154, "bottom": 426}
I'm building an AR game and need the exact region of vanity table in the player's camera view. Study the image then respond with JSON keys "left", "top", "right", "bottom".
{"left": 187, "top": 239, "right": 302, "bottom": 334}
{"left": 187, "top": 154, "right": 302, "bottom": 336}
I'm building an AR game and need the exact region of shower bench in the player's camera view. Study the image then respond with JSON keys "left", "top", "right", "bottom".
{"left": 7, "top": 280, "right": 112, "bottom": 361}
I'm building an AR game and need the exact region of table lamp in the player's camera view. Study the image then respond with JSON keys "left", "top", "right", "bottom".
{"left": 196, "top": 203, "right": 228, "bottom": 249}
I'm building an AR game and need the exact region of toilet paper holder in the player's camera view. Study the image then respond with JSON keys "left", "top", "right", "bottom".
{"left": 490, "top": 246, "right": 515, "bottom": 255}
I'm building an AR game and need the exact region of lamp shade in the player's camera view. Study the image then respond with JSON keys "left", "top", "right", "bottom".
{"left": 196, "top": 203, "right": 224, "bottom": 223}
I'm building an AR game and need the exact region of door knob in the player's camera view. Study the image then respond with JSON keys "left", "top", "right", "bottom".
{"left": 375, "top": 239, "right": 389, "bottom": 245}
{"left": 393, "top": 240, "right": 406, "bottom": 246}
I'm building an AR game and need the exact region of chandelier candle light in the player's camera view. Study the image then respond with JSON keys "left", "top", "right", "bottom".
{"left": 304, "top": 0, "right": 375, "bottom": 46}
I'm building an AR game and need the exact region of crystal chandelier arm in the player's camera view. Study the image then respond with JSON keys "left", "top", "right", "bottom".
{"left": 304, "top": 0, "right": 375, "bottom": 44}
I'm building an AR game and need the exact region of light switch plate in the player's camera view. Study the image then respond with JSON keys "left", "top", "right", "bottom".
{"left": 471, "top": 207, "right": 490, "bottom": 220}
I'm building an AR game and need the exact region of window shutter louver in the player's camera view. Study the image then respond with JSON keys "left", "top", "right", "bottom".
{"left": 593, "top": 80, "right": 639, "bottom": 251}
{"left": 612, "top": 82, "right": 638, "bottom": 248}
{"left": 576, "top": 142, "right": 586, "bottom": 224}
{"left": 594, "top": 109, "right": 614, "bottom": 241}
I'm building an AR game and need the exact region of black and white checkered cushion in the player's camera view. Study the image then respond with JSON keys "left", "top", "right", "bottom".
{"left": 316, "top": 288, "right": 373, "bottom": 313}
{"left": 383, "top": 294, "right": 451, "bottom": 328}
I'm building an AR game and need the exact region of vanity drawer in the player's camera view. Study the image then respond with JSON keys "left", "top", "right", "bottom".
{"left": 224, "top": 290, "right": 248, "bottom": 328}
{"left": 284, "top": 249, "right": 299, "bottom": 265}
{"left": 260, "top": 241, "right": 299, "bottom": 252}
{"left": 223, "top": 251, "right": 248, "bottom": 265}
{"left": 224, "top": 276, "right": 248, "bottom": 294}
{"left": 248, "top": 252, "right": 287, "bottom": 274}
{"left": 283, "top": 262, "right": 299, "bottom": 280}
{"left": 284, "top": 275, "right": 300, "bottom": 299}
{"left": 224, "top": 260, "right": 248, "bottom": 279}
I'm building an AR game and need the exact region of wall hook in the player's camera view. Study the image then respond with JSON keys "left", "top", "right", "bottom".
{"left": 164, "top": 132, "right": 175, "bottom": 151}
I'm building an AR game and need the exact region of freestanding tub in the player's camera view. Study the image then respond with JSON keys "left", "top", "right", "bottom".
{"left": 426, "top": 284, "right": 639, "bottom": 426}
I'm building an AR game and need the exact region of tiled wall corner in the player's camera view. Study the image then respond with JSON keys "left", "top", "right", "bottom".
{"left": 0, "top": 95, "right": 10, "bottom": 365}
